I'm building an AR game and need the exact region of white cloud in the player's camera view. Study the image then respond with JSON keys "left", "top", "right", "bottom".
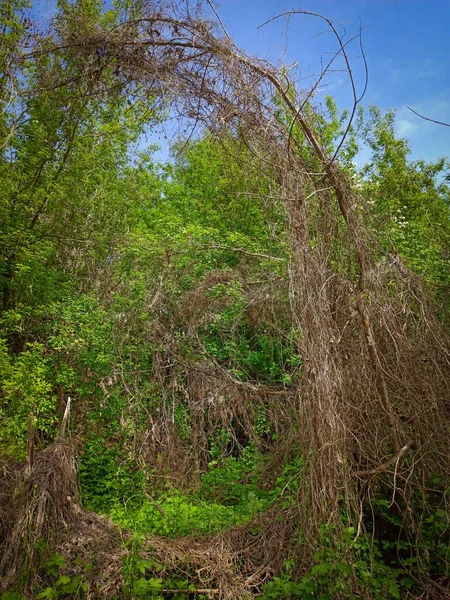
{"left": 416, "top": 58, "right": 445, "bottom": 80}
{"left": 417, "top": 68, "right": 440, "bottom": 79}
{"left": 397, "top": 119, "right": 418, "bottom": 136}
{"left": 388, "top": 70, "right": 402, "bottom": 85}
{"left": 381, "top": 58, "right": 394, "bottom": 69}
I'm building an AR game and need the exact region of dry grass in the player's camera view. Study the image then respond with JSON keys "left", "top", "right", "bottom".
{"left": 0, "top": 441, "right": 296, "bottom": 598}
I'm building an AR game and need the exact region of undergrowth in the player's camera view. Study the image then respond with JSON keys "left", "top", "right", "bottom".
{"left": 82, "top": 445, "right": 274, "bottom": 537}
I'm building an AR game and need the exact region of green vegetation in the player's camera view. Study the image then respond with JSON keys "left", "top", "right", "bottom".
{"left": 0, "top": 1, "right": 449, "bottom": 599}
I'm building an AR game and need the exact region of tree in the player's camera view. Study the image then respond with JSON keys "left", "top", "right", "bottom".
{"left": 359, "top": 106, "right": 450, "bottom": 316}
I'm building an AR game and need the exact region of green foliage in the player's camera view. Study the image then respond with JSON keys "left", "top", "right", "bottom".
{"left": 121, "top": 541, "right": 165, "bottom": 599}
{"left": 262, "top": 526, "right": 401, "bottom": 600}
{"left": 370, "top": 491, "right": 450, "bottom": 587}
{"left": 0, "top": 593, "right": 26, "bottom": 600}
{"left": 0, "top": 340, "right": 55, "bottom": 457}
{"left": 106, "top": 447, "right": 270, "bottom": 538}
{"left": 358, "top": 106, "right": 450, "bottom": 316}
{"left": 110, "top": 488, "right": 268, "bottom": 538}
{"left": 42, "top": 553, "right": 67, "bottom": 578}
{"left": 269, "top": 455, "right": 304, "bottom": 508}
{"left": 200, "top": 446, "right": 267, "bottom": 504}
{"left": 32, "top": 553, "right": 89, "bottom": 599}
{"left": 79, "top": 436, "right": 146, "bottom": 513}
{"left": 262, "top": 492, "right": 450, "bottom": 600}
{"left": 199, "top": 280, "right": 300, "bottom": 384}
{"left": 169, "top": 135, "right": 283, "bottom": 243}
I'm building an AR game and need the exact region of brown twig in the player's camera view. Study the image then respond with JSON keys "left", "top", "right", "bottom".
{"left": 354, "top": 439, "right": 413, "bottom": 477}
{"left": 407, "top": 105, "right": 450, "bottom": 127}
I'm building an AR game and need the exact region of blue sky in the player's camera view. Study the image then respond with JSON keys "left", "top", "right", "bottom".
{"left": 33, "top": 0, "right": 450, "bottom": 166}
{"left": 204, "top": 0, "right": 450, "bottom": 166}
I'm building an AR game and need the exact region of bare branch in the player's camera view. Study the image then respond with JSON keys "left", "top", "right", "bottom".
{"left": 406, "top": 105, "right": 450, "bottom": 127}
{"left": 354, "top": 440, "right": 413, "bottom": 477}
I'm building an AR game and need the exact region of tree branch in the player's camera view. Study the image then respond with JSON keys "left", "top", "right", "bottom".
{"left": 354, "top": 439, "right": 413, "bottom": 477}
{"left": 406, "top": 106, "right": 450, "bottom": 127}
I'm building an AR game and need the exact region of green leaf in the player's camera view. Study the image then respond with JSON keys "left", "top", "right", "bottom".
{"left": 311, "top": 563, "right": 332, "bottom": 576}
{"left": 36, "top": 588, "right": 58, "bottom": 600}
{"left": 55, "top": 575, "right": 71, "bottom": 587}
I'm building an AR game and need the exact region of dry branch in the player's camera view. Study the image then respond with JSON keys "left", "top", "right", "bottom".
{"left": 407, "top": 105, "right": 450, "bottom": 127}
{"left": 354, "top": 439, "right": 413, "bottom": 477}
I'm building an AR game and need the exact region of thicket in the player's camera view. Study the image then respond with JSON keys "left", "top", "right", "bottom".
{"left": 0, "top": 1, "right": 449, "bottom": 599}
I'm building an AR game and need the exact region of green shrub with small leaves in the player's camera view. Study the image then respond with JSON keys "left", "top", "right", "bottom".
{"left": 262, "top": 526, "right": 401, "bottom": 600}
{"left": 0, "top": 340, "right": 55, "bottom": 458}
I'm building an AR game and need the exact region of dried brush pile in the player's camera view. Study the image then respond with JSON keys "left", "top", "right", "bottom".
{"left": 0, "top": 440, "right": 124, "bottom": 596}
{"left": 143, "top": 265, "right": 296, "bottom": 482}
{"left": 0, "top": 437, "right": 295, "bottom": 598}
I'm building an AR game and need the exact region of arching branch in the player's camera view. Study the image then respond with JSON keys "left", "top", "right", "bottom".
{"left": 406, "top": 105, "right": 450, "bottom": 127}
